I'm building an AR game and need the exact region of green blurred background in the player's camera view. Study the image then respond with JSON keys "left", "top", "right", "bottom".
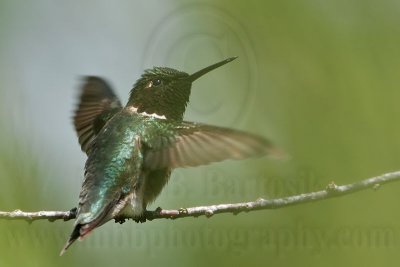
{"left": 1, "top": 0, "right": 400, "bottom": 266}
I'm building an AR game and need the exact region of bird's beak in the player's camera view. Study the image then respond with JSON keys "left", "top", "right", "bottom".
{"left": 189, "top": 57, "right": 238, "bottom": 82}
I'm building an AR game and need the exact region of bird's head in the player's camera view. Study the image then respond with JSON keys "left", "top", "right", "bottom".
{"left": 127, "top": 57, "right": 237, "bottom": 121}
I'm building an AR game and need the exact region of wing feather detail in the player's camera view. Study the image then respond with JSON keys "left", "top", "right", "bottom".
{"left": 73, "top": 76, "right": 122, "bottom": 154}
{"left": 144, "top": 122, "right": 281, "bottom": 170}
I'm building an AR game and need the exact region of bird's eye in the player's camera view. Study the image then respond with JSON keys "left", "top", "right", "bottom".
{"left": 152, "top": 79, "right": 162, "bottom": 87}
{"left": 145, "top": 78, "right": 163, "bottom": 89}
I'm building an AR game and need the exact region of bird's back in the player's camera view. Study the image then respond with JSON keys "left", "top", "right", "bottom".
{"left": 77, "top": 109, "right": 146, "bottom": 225}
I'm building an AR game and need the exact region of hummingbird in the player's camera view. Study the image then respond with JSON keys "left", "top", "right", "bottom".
{"left": 60, "top": 57, "right": 279, "bottom": 255}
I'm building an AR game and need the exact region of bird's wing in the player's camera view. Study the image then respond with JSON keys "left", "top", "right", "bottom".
{"left": 73, "top": 76, "right": 122, "bottom": 154}
{"left": 143, "top": 121, "right": 282, "bottom": 170}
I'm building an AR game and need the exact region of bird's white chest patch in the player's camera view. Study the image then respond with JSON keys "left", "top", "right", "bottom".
{"left": 127, "top": 106, "right": 166, "bottom": 120}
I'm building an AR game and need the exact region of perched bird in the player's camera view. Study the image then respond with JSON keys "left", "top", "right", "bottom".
{"left": 61, "top": 57, "right": 278, "bottom": 255}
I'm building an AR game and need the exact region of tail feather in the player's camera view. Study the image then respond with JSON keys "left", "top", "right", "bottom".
{"left": 59, "top": 208, "right": 113, "bottom": 255}
{"left": 60, "top": 195, "right": 126, "bottom": 255}
{"left": 60, "top": 224, "right": 82, "bottom": 256}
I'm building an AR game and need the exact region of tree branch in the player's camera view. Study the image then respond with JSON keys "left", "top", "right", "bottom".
{"left": 1, "top": 170, "right": 399, "bottom": 223}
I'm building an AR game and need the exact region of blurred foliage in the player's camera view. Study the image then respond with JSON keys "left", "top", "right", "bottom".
{"left": 1, "top": 0, "right": 400, "bottom": 266}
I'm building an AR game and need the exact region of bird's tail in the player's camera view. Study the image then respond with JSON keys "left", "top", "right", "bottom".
{"left": 60, "top": 198, "right": 123, "bottom": 255}
{"left": 59, "top": 224, "right": 82, "bottom": 256}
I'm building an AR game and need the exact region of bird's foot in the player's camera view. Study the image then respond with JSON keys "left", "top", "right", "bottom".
{"left": 133, "top": 212, "right": 147, "bottom": 223}
{"left": 114, "top": 216, "right": 126, "bottom": 224}
{"left": 61, "top": 207, "right": 77, "bottom": 222}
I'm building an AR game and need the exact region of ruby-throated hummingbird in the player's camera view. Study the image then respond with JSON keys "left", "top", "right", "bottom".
{"left": 60, "top": 57, "right": 279, "bottom": 255}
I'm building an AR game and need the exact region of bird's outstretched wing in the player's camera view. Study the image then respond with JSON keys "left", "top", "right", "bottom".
{"left": 73, "top": 76, "right": 122, "bottom": 154}
{"left": 143, "top": 121, "right": 282, "bottom": 170}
